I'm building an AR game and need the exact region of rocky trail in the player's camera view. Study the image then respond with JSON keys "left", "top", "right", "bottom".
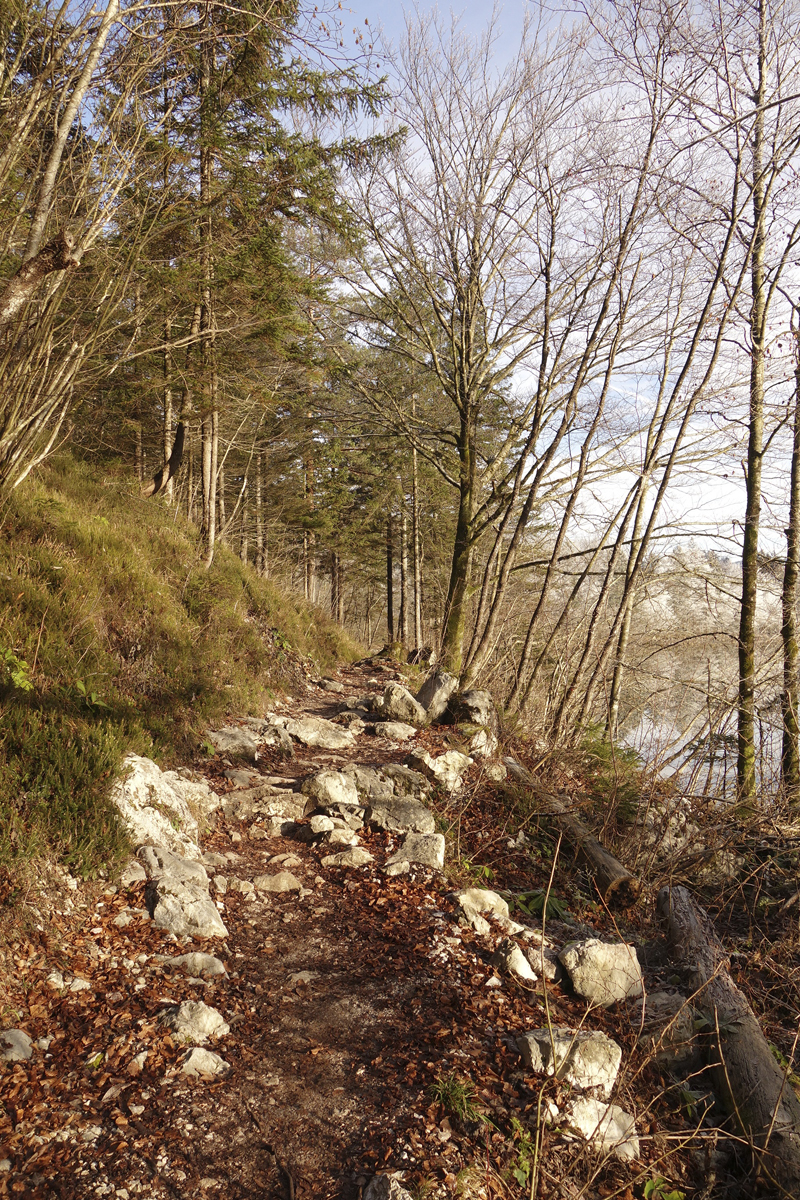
{"left": 0, "top": 660, "right": 733, "bottom": 1200}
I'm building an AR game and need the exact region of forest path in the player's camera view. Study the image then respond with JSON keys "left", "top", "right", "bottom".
{"left": 2, "top": 659, "right": 694, "bottom": 1200}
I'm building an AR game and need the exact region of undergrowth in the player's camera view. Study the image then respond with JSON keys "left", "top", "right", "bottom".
{"left": 0, "top": 453, "right": 359, "bottom": 879}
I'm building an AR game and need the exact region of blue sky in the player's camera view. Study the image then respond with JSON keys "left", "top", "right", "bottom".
{"left": 346, "top": 0, "right": 530, "bottom": 67}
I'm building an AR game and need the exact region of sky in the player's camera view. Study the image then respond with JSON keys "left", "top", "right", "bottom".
{"left": 347, "top": 0, "right": 530, "bottom": 68}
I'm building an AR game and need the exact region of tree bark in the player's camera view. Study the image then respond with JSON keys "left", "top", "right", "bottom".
{"left": 399, "top": 504, "right": 409, "bottom": 646}
{"left": 412, "top": 423, "right": 423, "bottom": 649}
{"left": 255, "top": 450, "right": 265, "bottom": 577}
{"left": 0, "top": 232, "right": 78, "bottom": 331}
{"left": 737, "top": 0, "right": 767, "bottom": 804}
{"left": 386, "top": 513, "right": 395, "bottom": 643}
{"left": 504, "top": 759, "right": 641, "bottom": 907}
{"left": 658, "top": 885, "right": 800, "bottom": 1196}
{"left": 782, "top": 324, "right": 800, "bottom": 799}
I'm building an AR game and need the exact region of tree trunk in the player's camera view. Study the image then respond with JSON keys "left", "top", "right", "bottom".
{"left": 217, "top": 464, "right": 225, "bottom": 539}
{"left": 504, "top": 759, "right": 641, "bottom": 907}
{"left": 163, "top": 314, "right": 174, "bottom": 502}
{"left": 412, "top": 433, "right": 423, "bottom": 649}
{"left": 658, "top": 885, "right": 800, "bottom": 1196}
{"left": 255, "top": 450, "right": 265, "bottom": 577}
{"left": 240, "top": 489, "right": 249, "bottom": 566}
{"left": 441, "top": 489, "right": 474, "bottom": 675}
{"left": 386, "top": 513, "right": 395, "bottom": 643}
{"left": 782, "top": 332, "right": 800, "bottom": 799}
{"left": 737, "top": 2, "right": 767, "bottom": 804}
{"left": 399, "top": 504, "right": 409, "bottom": 646}
{"left": 0, "top": 232, "right": 78, "bottom": 331}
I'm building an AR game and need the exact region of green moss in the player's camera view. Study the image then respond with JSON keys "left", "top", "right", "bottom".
{"left": 0, "top": 453, "right": 360, "bottom": 877}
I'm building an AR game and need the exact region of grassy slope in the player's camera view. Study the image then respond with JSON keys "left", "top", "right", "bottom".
{"left": 0, "top": 454, "right": 359, "bottom": 878}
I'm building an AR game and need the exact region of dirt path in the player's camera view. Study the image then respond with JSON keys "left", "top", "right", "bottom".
{"left": 0, "top": 660, "right": 709, "bottom": 1200}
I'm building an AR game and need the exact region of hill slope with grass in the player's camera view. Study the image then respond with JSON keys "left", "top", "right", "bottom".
{"left": 0, "top": 454, "right": 359, "bottom": 880}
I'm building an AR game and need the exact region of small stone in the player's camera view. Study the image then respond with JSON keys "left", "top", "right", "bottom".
{"left": 206, "top": 725, "right": 260, "bottom": 762}
{"left": 326, "top": 828, "right": 359, "bottom": 846}
{"left": 559, "top": 940, "right": 643, "bottom": 1007}
{"left": 386, "top": 832, "right": 445, "bottom": 870}
{"left": 0, "top": 1160, "right": 10, "bottom": 1172}
{"left": 0, "top": 1030, "right": 33, "bottom": 1062}
{"left": 321, "top": 846, "right": 374, "bottom": 868}
{"left": 284, "top": 716, "right": 356, "bottom": 751}
{"left": 161, "top": 953, "right": 226, "bottom": 978}
{"left": 363, "top": 1175, "right": 414, "bottom": 1200}
{"left": 492, "top": 939, "right": 537, "bottom": 982}
{"left": 70, "top": 978, "right": 91, "bottom": 993}
{"left": 384, "top": 860, "right": 410, "bottom": 877}
{"left": 253, "top": 871, "right": 301, "bottom": 893}
{"left": 230, "top": 831, "right": 242, "bottom": 843}
{"left": 289, "top": 971, "right": 316, "bottom": 986}
{"left": 373, "top": 721, "right": 418, "bottom": 741}
{"left": 563, "top": 1097, "right": 639, "bottom": 1161}
{"left": 309, "top": 815, "right": 335, "bottom": 833}
{"left": 516, "top": 1028, "right": 622, "bottom": 1099}
{"left": 46, "top": 970, "right": 65, "bottom": 990}
{"left": 113, "top": 912, "right": 134, "bottom": 928}
{"left": 181, "top": 1047, "right": 230, "bottom": 1077}
{"left": 160, "top": 1001, "right": 229, "bottom": 1045}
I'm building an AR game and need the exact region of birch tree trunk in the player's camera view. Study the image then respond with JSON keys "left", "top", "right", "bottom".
{"left": 782, "top": 326, "right": 800, "bottom": 798}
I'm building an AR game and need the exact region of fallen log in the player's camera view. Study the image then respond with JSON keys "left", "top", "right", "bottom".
{"left": 657, "top": 884, "right": 800, "bottom": 1196}
{"left": 503, "top": 758, "right": 641, "bottom": 907}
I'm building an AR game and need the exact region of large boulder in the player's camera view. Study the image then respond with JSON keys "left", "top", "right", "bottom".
{"left": 415, "top": 671, "right": 458, "bottom": 724}
{"left": 283, "top": 716, "right": 356, "bottom": 751}
{"left": 559, "top": 939, "right": 643, "bottom": 1007}
{"left": 452, "top": 887, "right": 525, "bottom": 936}
{"left": 224, "top": 787, "right": 303, "bottom": 823}
{"left": 377, "top": 683, "right": 427, "bottom": 727}
{"left": 111, "top": 754, "right": 221, "bottom": 859}
{"left": 516, "top": 1028, "right": 622, "bottom": 1099}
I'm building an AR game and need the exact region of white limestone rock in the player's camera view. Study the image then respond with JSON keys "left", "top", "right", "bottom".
{"left": 253, "top": 871, "right": 301, "bottom": 893}
{"left": 376, "top": 683, "right": 427, "bottom": 727}
{"left": 448, "top": 690, "right": 498, "bottom": 731}
{"left": 563, "top": 1097, "right": 639, "bottom": 1161}
{"left": 453, "top": 887, "right": 510, "bottom": 935}
{"left": 139, "top": 845, "right": 209, "bottom": 887}
{"left": 160, "top": 952, "right": 227, "bottom": 978}
{"left": 373, "top": 721, "right": 418, "bottom": 741}
{"left": 301, "top": 770, "right": 360, "bottom": 811}
{"left": 342, "top": 764, "right": 396, "bottom": 803}
{"left": 386, "top": 832, "right": 445, "bottom": 870}
{"left": 284, "top": 716, "right": 356, "bottom": 750}
{"left": 146, "top": 875, "right": 229, "bottom": 938}
{"left": 381, "top": 764, "right": 431, "bottom": 800}
{"left": 363, "top": 1176, "right": 414, "bottom": 1200}
{"left": 206, "top": 724, "right": 260, "bottom": 762}
{"left": 0, "top": 1030, "right": 33, "bottom": 1062}
{"left": 517, "top": 1028, "right": 622, "bottom": 1099}
{"left": 366, "top": 797, "right": 435, "bottom": 835}
{"left": 111, "top": 754, "right": 220, "bottom": 858}
{"left": 161, "top": 1001, "right": 229, "bottom": 1045}
{"left": 181, "top": 1047, "right": 230, "bottom": 1077}
{"left": 321, "top": 846, "right": 374, "bottom": 868}
{"left": 492, "top": 938, "right": 537, "bottom": 982}
{"left": 415, "top": 670, "right": 458, "bottom": 724}
{"left": 559, "top": 939, "right": 643, "bottom": 1007}
{"left": 406, "top": 748, "right": 472, "bottom": 791}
